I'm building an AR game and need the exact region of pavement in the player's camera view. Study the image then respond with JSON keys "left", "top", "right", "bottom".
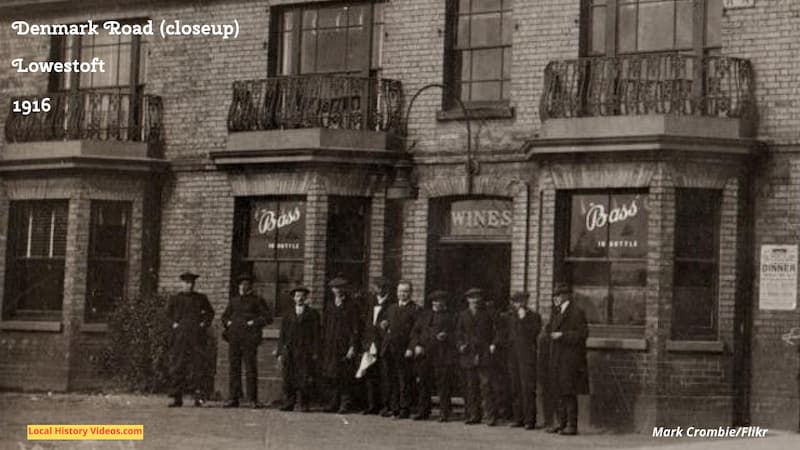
{"left": 0, "top": 393, "right": 798, "bottom": 450}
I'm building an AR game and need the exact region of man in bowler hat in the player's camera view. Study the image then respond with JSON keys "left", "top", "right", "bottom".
{"left": 505, "top": 291, "right": 542, "bottom": 429}
{"left": 320, "top": 276, "right": 361, "bottom": 413}
{"left": 277, "top": 285, "right": 320, "bottom": 412}
{"left": 457, "top": 288, "right": 500, "bottom": 425}
{"left": 546, "top": 283, "right": 589, "bottom": 435}
{"left": 222, "top": 273, "right": 272, "bottom": 408}
{"left": 409, "top": 289, "right": 457, "bottom": 421}
{"left": 166, "top": 272, "right": 214, "bottom": 407}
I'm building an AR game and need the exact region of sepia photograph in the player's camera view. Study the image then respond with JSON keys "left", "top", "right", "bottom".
{"left": 0, "top": 0, "right": 798, "bottom": 448}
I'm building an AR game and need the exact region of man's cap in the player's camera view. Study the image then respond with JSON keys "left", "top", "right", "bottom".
{"left": 236, "top": 273, "right": 254, "bottom": 283}
{"left": 427, "top": 290, "right": 449, "bottom": 303}
{"left": 328, "top": 277, "right": 349, "bottom": 288}
{"left": 464, "top": 287, "right": 483, "bottom": 299}
{"left": 179, "top": 272, "right": 199, "bottom": 282}
{"left": 289, "top": 285, "right": 310, "bottom": 295}
{"left": 553, "top": 282, "right": 572, "bottom": 296}
{"left": 510, "top": 291, "right": 530, "bottom": 303}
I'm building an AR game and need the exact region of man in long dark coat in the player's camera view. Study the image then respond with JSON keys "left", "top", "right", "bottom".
{"left": 409, "top": 289, "right": 457, "bottom": 422}
{"left": 165, "top": 272, "right": 214, "bottom": 407}
{"left": 456, "top": 288, "right": 500, "bottom": 426}
{"left": 505, "top": 291, "right": 542, "bottom": 429}
{"left": 357, "top": 277, "right": 394, "bottom": 414}
{"left": 277, "top": 285, "right": 320, "bottom": 412}
{"left": 221, "top": 273, "right": 272, "bottom": 408}
{"left": 546, "top": 283, "right": 589, "bottom": 435}
{"left": 539, "top": 301, "right": 560, "bottom": 429}
{"left": 380, "top": 280, "right": 419, "bottom": 418}
{"left": 320, "top": 277, "right": 360, "bottom": 413}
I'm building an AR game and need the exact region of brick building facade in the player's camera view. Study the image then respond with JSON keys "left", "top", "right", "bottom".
{"left": 0, "top": 0, "right": 798, "bottom": 433}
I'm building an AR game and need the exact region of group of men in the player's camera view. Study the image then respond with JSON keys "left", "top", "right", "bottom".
{"left": 164, "top": 270, "right": 589, "bottom": 435}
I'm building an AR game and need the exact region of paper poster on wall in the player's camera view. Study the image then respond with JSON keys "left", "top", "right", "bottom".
{"left": 759, "top": 244, "right": 798, "bottom": 310}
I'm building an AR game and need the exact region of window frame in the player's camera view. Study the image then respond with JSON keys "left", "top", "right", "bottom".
{"left": 325, "top": 196, "right": 371, "bottom": 310}
{"left": 443, "top": 0, "right": 513, "bottom": 110}
{"left": 3, "top": 200, "right": 69, "bottom": 321}
{"left": 85, "top": 201, "right": 131, "bottom": 323}
{"left": 232, "top": 196, "right": 307, "bottom": 320}
{"left": 556, "top": 189, "right": 649, "bottom": 337}
{"left": 671, "top": 188, "right": 721, "bottom": 341}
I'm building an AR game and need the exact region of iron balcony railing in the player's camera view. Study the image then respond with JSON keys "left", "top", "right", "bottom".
{"left": 540, "top": 54, "right": 756, "bottom": 121}
{"left": 5, "top": 89, "right": 163, "bottom": 145}
{"left": 227, "top": 75, "right": 405, "bottom": 136}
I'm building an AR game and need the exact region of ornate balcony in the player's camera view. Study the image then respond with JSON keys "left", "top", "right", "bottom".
{"left": 2, "top": 89, "right": 164, "bottom": 172}
{"left": 533, "top": 54, "right": 759, "bottom": 154}
{"left": 219, "top": 75, "right": 405, "bottom": 167}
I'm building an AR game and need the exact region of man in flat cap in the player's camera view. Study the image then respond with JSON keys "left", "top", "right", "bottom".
{"left": 358, "top": 277, "right": 394, "bottom": 415}
{"left": 409, "top": 289, "right": 457, "bottom": 421}
{"left": 546, "top": 283, "right": 589, "bottom": 436}
{"left": 320, "top": 276, "right": 361, "bottom": 413}
{"left": 277, "top": 285, "right": 320, "bottom": 412}
{"left": 165, "top": 272, "right": 214, "bottom": 407}
{"left": 221, "top": 273, "right": 272, "bottom": 408}
{"left": 380, "top": 280, "right": 420, "bottom": 418}
{"left": 456, "top": 288, "right": 499, "bottom": 425}
{"left": 505, "top": 291, "right": 542, "bottom": 429}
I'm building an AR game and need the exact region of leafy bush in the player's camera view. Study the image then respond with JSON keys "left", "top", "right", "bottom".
{"left": 98, "top": 294, "right": 172, "bottom": 392}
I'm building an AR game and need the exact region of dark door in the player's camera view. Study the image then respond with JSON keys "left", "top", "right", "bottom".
{"left": 427, "top": 243, "right": 511, "bottom": 311}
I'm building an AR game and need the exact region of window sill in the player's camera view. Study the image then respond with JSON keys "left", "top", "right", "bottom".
{"left": 436, "top": 104, "right": 514, "bottom": 122}
{"left": 0, "top": 320, "right": 63, "bottom": 333}
{"left": 587, "top": 337, "right": 648, "bottom": 351}
{"left": 81, "top": 323, "right": 109, "bottom": 334}
{"left": 666, "top": 340, "right": 725, "bottom": 353}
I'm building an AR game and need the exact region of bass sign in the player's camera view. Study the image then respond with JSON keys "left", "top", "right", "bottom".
{"left": 255, "top": 207, "right": 301, "bottom": 234}
{"left": 586, "top": 199, "right": 638, "bottom": 231}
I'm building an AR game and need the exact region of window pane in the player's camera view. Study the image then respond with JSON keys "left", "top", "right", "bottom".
{"left": 610, "top": 262, "right": 646, "bottom": 325}
{"left": 282, "top": 11, "right": 295, "bottom": 31}
{"left": 470, "top": 81, "right": 501, "bottom": 101}
{"left": 674, "top": 262, "right": 715, "bottom": 335}
{"left": 571, "top": 261, "right": 609, "bottom": 324}
{"left": 300, "top": 30, "right": 317, "bottom": 73}
{"left": 13, "top": 260, "right": 65, "bottom": 313}
{"left": 327, "top": 198, "right": 368, "bottom": 262}
{"left": 91, "top": 202, "right": 130, "bottom": 258}
{"left": 501, "top": 11, "right": 513, "bottom": 45}
{"left": 249, "top": 200, "right": 278, "bottom": 259}
{"left": 459, "top": 82, "right": 471, "bottom": 102}
{"left": 590, "top": 5, "right": 606, "bottom": 55}
{"left": 607, "top": 193, "right": 648, "bottom": 259}
{"left": 638, "top": 1, "right": 675, "bottom": 52}
{"left": 86, "top": 260, "right": 126, "bottom": 322}
{"left": 281, "top": 31, "right": 296, "bottom": 75}
{"left": 706, "top": 0, "right": 722, "bottom": 47}
{"left": 471, "top": 48, "right": 502, "bottom": 80}
{"left": 502, "top": 47, "right": 511, "bottom": 80}
{"left": 675, "top": 189, "right": 718, "bottom": 259}
{"left": 618, "top": 3, "right": 637, "bottom": 53}
{"left": 317, "top": 28, "right": 347, "bottom": 72}
{"left": 318, "top": 6, "right": 345, "bottom": 28}
{"left": 252, "top": 261, "right": 279, "bottom": 315}
{"left": 118, "top": 44, "right": 131, "bottom": 86}
{"left": 470, "top": 13, "right": 502, "bottom": 47}
{"left": 570, "top": 193, "right": 609, "bottom": 258}
{"left": 459, "top": 51, "right": 472, "bottom": 81}
{"left": 348, "top": 5, "right": 366, "bottom": 26}
{"left": 472, "top": 0, "right": 502, "bottom": 13}
{"left": 275, "top": 201, "right": 305, "bottom": 260}
{"left": 347, "top": 25, "right": 369, "bottom": 71}
{"left": 675, "top": 0, "right": 693, "bottom": 49}
{"left": 457, "top": 15, "right": 470, "bottom": 49}
{"left": 302, "top": 9, "right": 317, "bottom": 29}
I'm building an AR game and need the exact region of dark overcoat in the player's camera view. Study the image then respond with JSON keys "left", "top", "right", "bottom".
{"left": 410, "top": 309, "right": 457, "bottom": 366}
{"left": 456, "top": 307, "right": 497, "bottom": 369}
{"left": 166, "top": 291, "right": 215, "bottom": 384}
{"left": 320, "top": 299, "right": 361, "bottom": 378}
{"left": 380, "top": 301, "right": 420, "bottom": 358}
{"left": 221, "top": 292, "right": 272, "bottom": 346}
{"left": 278, "top": 307, "right": 321, "bottom": 389}
{"left": 548, "top": 302, "right": 590, "bottom": 396}
{"left": 505, "top": 308, "right": 542, "bottom": 374}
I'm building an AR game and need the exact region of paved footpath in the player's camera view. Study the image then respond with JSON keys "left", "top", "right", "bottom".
{"left": 1, "top": 393, "right": 798, "bottom": 450}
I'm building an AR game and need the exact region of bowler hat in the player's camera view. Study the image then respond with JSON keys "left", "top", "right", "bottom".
{"left": 464, "top": 287, "right": 483, "bottom": 299}
{"left": 553, "top": 282, "right": 572, "bottom": 296}
{"left": 236, "top": 273, "right": 254, "bottom": 283}
{"left": 289, "top": 285, "right": 310, "bottom": 295}
{"left": 427, "top": 290, "right": 449, "bottom": 303}
{"left": 510, "top": 291, "right": 530, "bottom": 303}
{"left": 328, "top": 277, "right": 349, "bottom": 288}
{"left": 179, "top": 271, "right": 199, "bottom": 282}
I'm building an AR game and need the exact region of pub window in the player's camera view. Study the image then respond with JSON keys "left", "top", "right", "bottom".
{"left": 86, "top": 201, "right": 131, "bottom": 323}
{"left": 326, "top": 197, "right": 370, "bottom": 303}
{"left": 232, "top": 197, "right": 305, "bottom": 319}
{"left": 273, "top": 2, "right": 384, "bottom": 76}
{"left": 672, "top": 189, "right": 720, "bottom": 340}
{"left": 556, "top": 191, "right": 648, "bottom": 336}
{"left": 583, "top": 0, "right": 721, "bottom": 56}
{"left": 50, "top": 20, "right": 147, "bottom": 91}
{"left": 444, "top": 0, "right": 513, "bottom": 106}
{"left": 3, "top": 201, "right": 68, "bottom": 320}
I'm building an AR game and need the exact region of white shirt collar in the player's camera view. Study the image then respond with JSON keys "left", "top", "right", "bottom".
{"left": 560, "top": 300, "right": 570, "bottom": 315}
{"left": 376, "top": 293, "right": 389, "bottom": 305}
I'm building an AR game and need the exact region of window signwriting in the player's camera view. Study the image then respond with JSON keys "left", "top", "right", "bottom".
{"left": 447, "top": 199, "right": 513, "bottom": 238}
